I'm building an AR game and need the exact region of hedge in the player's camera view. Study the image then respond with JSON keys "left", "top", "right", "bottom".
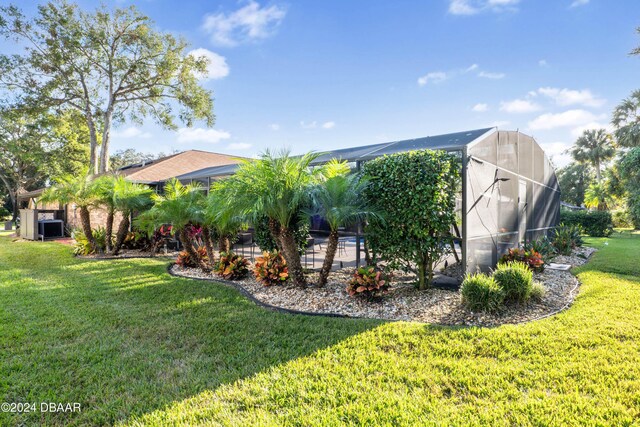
{"left": 559, "top": 209, "right": 613, "bottom": 237}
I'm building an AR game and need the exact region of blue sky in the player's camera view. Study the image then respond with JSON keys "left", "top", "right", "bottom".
{"left": 10, "top": 0, "right": 640, "bottom": 166}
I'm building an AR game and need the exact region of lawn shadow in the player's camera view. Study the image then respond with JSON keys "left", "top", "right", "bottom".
{"left": 1, "top": 241, "right": 383, "bottom": 426}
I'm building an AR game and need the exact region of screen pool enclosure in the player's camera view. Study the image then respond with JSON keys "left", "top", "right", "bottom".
{"left": 174, "top": 127, "right": 561, "bottom": 273}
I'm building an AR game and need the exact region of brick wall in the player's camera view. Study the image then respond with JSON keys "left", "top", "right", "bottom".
{"left": 65, "top": 205, "right": 126, "bottom": 234}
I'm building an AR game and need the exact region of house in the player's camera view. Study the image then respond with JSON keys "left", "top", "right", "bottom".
{"left": 18, "top": 150, "right": 244, "bottom": 238}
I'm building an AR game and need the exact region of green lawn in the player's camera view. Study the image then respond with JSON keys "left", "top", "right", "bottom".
{"left": 1, "top": 231, "right": 639, "bottom": 426}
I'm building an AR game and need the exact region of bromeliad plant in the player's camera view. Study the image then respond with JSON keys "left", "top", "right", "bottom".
{"left": 346, "top": 266, "right": 389, "bottom": 298}
{"left": 552, "top": 223, "right": 584, "bottom": 255}
{"left": 499, "top": 248, "right": 545, "bottom": 272}
{"left": 253, "top": 251, "right": 289, "bottom": 286}
{"left": 215, "top": 251, "right": 250, "bottom": 280}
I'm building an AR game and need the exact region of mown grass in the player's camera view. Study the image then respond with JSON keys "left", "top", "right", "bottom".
{"left": 1, "top": 230, "right": 639, "bottom": 426}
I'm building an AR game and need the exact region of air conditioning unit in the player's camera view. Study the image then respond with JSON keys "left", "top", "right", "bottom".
{"left": 38, "top": 220, "right": 64, "bottom": 239}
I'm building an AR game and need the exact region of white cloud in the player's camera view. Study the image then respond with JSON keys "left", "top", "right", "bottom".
{"left": 570, "top": 121, "right": 614, "bottom": 138}
{"left": 570, "top": 0, "right": 589, "bottom": 7}
{"left": 528, "top": 109, "right": 602, "bottom": 130}
{"left": 300, "top": 121, "right": 317, "bottom": 129}
{"left": 478, "top": 71, "right": 505, "bottom": 79}
{"left": 491, "top": 120, "right": 510, "bottom": 128}
{"left": 176, "top": 127, "right": 231, "bottom": 144}
{"left": 540, "top": 142, "right": 572, "bottom": 167}
{"left": 448, "top": 0, "right": 519, "bottom": 15}
{"left": 500, "top": 99, "right": 541, "bottom": 113}
{"left": 538, "top": 59, "right": 548, "bottom": 67}
{"left": 227, "top": 142, "right": 252, "bottom": 150}
{"left": 112, "top": 126, "right": 152, "bottom": 139}
{"left": 322, "top": 121, "right": 335, "bottom": 129}
{"left": 537, "top": 87, "right": 605, "bottom": 107}
{"left": 187, "top": 48, "right": 229, "bottom": 80}
{"left": 472, "top": 103, "right": 489, "bottom": 112}
{"left": 418, "top": 71, "right": 448, "bottom": 86}
{"left": 466, "top": 63, "right": 479, "bottom": 72}
{"left": 201, "top": 1, "right": 287, "bottom": 46}
{"left": 269, "top": 123, "right": 280, "bottom": 131}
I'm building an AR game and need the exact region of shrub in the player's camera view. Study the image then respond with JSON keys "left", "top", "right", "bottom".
{"left": 253, "top": 215, "right": 310, "bottom": 255}
{"left": 612, "top": 209, "right": 633, "bottom": 228}
{"left": 253, "top": 251, "right": 289, "bottom": 286}
{"left": 493, "top": 261, "right": 533, "bottom": 304}
{"left": 176, "top": 247, "right": 208, "bottom": 268}
{"left": 0, "top": 207, "right": 10, "bottom": 220}
{"left": 72, "top": 227, "right": 111, "bottom": 255}
{"left": 560, "top": 209, "right": 613, "bottom": 237}
{"left": 523, "top": 236, "right": 556, "bottom": 260}
{"left": 460, "top": 273, "right": 504, "bottom": 313}
{"left": 123, "top": 231, "right": 151, "bottom": 250}
{"left": 362, "top": 149, "right": 460, "bottom": 290}
{"left": 215, "top": 251, "right": 250, "bottom": 280}
{"left": 499, "top": 248, "right": 545, "bottom": 272}
{"left": 552, "top": 223, "right": 583, "bottom": 255}
{"left": 346, "top": 266, "right": 389, "bottom": 298}
{"left": 530, "top": 282, "right": 546, "bottom": 302}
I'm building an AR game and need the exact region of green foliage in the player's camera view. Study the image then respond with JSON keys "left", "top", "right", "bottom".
{"left": 619, "top": 147, "right": 640, "bottom": 228}
{"left": 175, "top": 247, "right": 208, "bottom": 268}
{"left": 612, "top": 89, "right": 640, "bottom": 148}
{"left": 552, "top": 223, "right": 584, "bottom": 255}
{"left": 557, "top": 162, "right": 593, "bottom": 207}
{"left": 362, "top": 150, "right": 460, "bottom": 290}
{"left": 94, "top": 174, "right": 153, "bottom": 215}
{"left": 71, "top": 227, "right": 111, "bottom": 255}
{"left": 139, "top": 178, "right": 204, "bottom": 234}
{"left": 530, "top": 282, "right": 546, "bottom": 302}
{"left": 253, "top": 251, "right": 289, "bottom": 286}
{"left": 523, "top": 236, "right": 556, "bottom": 261}
{"left": 122, "top": 231, "right": 151, "bottom": 251}
{"left": 346, "top": 266, "right": 389, "bottom": 298}
{"left": 499, "top": 247, "right": 545, "bottom": 272}
{"left": 214, "top": 252, "right": 250, "bottom": 280}
{"left": 493, "top": 261, "right": 533, "bottom": 304}
{"left": 110, "top": 149, "right": 176, "bottom": 171}
{"left": 40, "top": 172, "right": 98, "bottom": 209}
{"left": 253, "top": 215, "right": 309, "bottom": 255}
{"left": 0, "top": 1, "right": 215, "bottom": 173}
{"left": 0, "top": 206, "right": 10, "bottom": 220}
{"left": 584, "top": 182, "right": 612, "bottom": 211}
{"left": 570, "top": 129, "right": 615, "bottom": 182}
{"left": 612, "top": 209, "right": 633, "bottom": 228}
{"left": 559, "top": 210, "right": 613, "bottom": 237}
{"left": 460, "top": 273, "right": 504, "bottom": 313}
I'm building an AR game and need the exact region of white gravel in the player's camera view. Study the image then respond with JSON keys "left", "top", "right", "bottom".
{"left": 169, "top": 246, "right": 597, "bottom": 327}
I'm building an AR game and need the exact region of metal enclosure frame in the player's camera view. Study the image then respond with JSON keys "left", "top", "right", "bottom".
{"left": 171, "top": 127, "right": 561, "bottom": 273}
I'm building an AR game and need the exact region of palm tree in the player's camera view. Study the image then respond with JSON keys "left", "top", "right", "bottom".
{"left": 570, "top": 129, "right": 616, "bottom": 183}
{"left": 310, "top": 162, "right": 377, "bottom": 286}
{"left": 41, "top": 172, "right": 100, "bottom": 253}
{"left": 612, "top": 89, "right": 640, "bottom": 148}
{"left": 93, "top": 175, "right": 118, "bottom": 253}
{"left": 110, "top": 176, "right": 153, "bottom": 255}
{"left": 203, "top": 182, "right": 247, "bottom": 259}
{"left": 222, "top": 150, "right": 321, "bottom": 287}
{"left": 584, "top": 182, "right": 612, "bottom": 211}
{"left": 141, "top": 178, "right": 208, "bottom": 271}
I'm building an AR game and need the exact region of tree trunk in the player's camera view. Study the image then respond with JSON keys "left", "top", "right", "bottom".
{"left": 268, "top": 218, "right": 284, "bottom": 252}
{"left": 202, "top": 227, "right": 216, "bottom": 268}
{"left": 112, "top": 213, "right": 130, "bottom": 255}
{"left": 79, "top": 206, "right": 97, "bottom": 254}
{"left": 417, "top": 253, "right": 433, "bottom": 291}
{"left": 180, "top": 228, "right": 210, "bottom": 272}
{"left": 318, "top": 229, "right": 339, "bottom": 287}
{"left": 99, "top": 110, "right": 113, "bottom": 174}
{"left": 218, "top": 234, "right": 230, "bottom": 253}
{"left": 83, "top": 101, "right": 99, "bottom": 174}
{"left": 280, "top": 225, "right": 306, "bottom": 287}
{"left": 595, "top": 159, "right": 601, "bottom": 183}
{"left": 105, "top": 209, "right": 114, "bottom": 253}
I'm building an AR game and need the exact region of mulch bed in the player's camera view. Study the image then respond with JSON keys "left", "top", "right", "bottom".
{"left": 169, "top": 246, "right": 597, "bottom": 327}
